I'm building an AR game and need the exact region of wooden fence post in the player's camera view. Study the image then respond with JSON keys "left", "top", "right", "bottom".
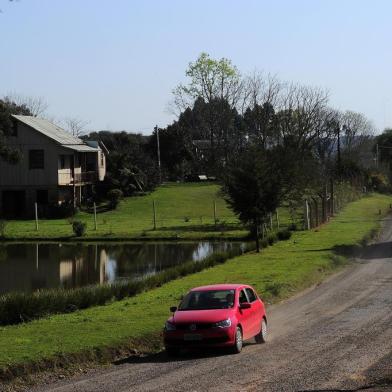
{"left": 304, "top": 199, "right": 310, "bottom": 230}
{"left": 35, "top": 202, "right": 39, "bottom": 231}
{"left": 153, "top": 200, "right": 157, "bottom": 230}
{"left": 94, "top": 202, "right": 97, "bottom": 230}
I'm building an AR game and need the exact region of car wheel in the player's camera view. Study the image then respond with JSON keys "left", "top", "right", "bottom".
{"left": 231, "top": 326, "right": 243, "bottom": 354}
{"left": 255, "top": 317, "right": 267, "bottom": 344}
{"left": 165, "top": 346, "right": 180, "bottom": 357}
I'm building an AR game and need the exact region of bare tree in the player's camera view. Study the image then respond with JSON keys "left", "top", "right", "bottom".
{"left": 63, "top": 117, "right": 89, "bottom": 137}
{"left": 276, "top": 83, "right": 330, "bottom": 149}
{"left": 4, "top": 93, "right": 48, "bottom": 117}
{"left": 240, "top": 71, "right": 282, "bottom": 115}
{"left": 339, "top": 110, "right": 375, "bottom": 157}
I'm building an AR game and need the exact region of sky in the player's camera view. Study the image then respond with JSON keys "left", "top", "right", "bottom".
{"left": 0, "top": 0, "right": 391, "bottom": 135}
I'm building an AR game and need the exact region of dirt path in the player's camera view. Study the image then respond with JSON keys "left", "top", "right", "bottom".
{"left": 33, "top": 221, "right": 392, "bottom": 392}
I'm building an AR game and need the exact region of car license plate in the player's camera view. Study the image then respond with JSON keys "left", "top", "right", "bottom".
{"left": 183, "top": 333, "right": 202, "bottom": 341}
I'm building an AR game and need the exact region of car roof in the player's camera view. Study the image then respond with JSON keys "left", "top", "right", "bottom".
{"left": 190, "top": 284, "right": 249, "bottom": 291}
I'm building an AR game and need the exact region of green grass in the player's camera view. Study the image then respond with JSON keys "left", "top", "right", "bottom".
{"left": 0, "top": 193, "right": 390, "bottom": 376}
{"left": 3, "top": 183, "right": 299, "bottom": 240}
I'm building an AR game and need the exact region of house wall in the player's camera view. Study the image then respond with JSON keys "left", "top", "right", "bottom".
{"left": 0, "top": 121, "right": 63, "bottom": 187}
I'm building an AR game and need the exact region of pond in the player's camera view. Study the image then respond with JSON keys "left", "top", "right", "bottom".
{"left": 0, "top": 241, "right": 248, "bottom": 295}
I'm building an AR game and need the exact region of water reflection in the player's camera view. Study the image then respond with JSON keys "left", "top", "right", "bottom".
{"left": 0, "top": 241, "right": 246, "bottom": 294}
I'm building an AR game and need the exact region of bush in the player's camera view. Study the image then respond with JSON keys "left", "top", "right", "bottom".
{"left": 277, "top": 230, "right": 292, "bottom": 241}
{"left": 260, "top": 238, "right": 269, "bottom": 248}
{"left": 267, "top": 234, "right": 277, "bottom": 245}
{"left": 288, "top": 223, "right": 297, "bottom": 231}
{"left": 107, "top": 189, "right": 124, "bottom": 209}
{"left": 72, "top": 220, "right": 87, "bottom": 237}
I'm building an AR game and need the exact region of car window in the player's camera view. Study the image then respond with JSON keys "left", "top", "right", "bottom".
{"left": 178, "top": 290, "right": 235, "bottom": 310}
{"left": 239, "top": 289, "right": 248, "bottom": 304}
{"left": 245, "top": 288, "right": 257, "bottom": 302}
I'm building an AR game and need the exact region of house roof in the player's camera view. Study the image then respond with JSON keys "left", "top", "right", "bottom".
{"left": 12, "top": 115, "right": 100, "bottom": 152}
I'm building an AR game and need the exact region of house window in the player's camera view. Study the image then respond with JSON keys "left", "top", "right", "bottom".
{"left": 29, "top": 150, "right": 44, "bottom": 169}
{"left": 100, "top": 152, "right": 104, "bottom": 166}
{"left": 60, "top": 155, "right": 66, "bottom": 169}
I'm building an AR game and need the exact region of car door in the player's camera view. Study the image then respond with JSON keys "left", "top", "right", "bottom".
{"left": 237, "top": 288, "right": 253, "bottom": 340}
{"left": 245, "top": 287, "right": 262, "bottom": 336}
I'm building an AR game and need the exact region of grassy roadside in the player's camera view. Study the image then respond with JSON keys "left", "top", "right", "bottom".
{"left": 0, "top": 193, "right": 390, "bottom": 379}
{"left": 2, "top": 183, "right": 297, "bottom": 241}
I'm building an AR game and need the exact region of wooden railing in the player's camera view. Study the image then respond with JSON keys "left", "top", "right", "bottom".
{"left": 58, "top": 171, "right": 98, "bottom": 185}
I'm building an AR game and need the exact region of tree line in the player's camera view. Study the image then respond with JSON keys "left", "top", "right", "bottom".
{"left": 0, "top": 53, "right": 391, "bottom": 238}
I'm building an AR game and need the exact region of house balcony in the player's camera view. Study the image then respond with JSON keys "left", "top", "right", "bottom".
{"left": 58, "top": 171, "right": 98, "bottom": 186}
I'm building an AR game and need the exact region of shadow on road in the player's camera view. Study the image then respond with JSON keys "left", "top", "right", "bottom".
{"left": 359, "top": 241, "right": 392, "bottom": 260}
{"left": 113, "top": 342, "right": 256, "bottom": 366}
{"left": 301, "top": 241, "right": 392, "bottom": 261}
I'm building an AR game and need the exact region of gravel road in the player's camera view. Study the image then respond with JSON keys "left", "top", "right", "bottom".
{"left": 34, "top": 221, "right": 392, "bottom": 392}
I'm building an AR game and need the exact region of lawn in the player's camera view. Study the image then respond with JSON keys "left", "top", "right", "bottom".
{"left": 0, "top": 193, "right": 390, "bottom": 376}
{"left": 3, "top": 183, "right": 299, "bottom": 240}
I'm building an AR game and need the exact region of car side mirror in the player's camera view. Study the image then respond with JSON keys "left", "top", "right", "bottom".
{"left": 240, "top": 302, "right": 251, "bottom": 309}
{"left": 170, "top": 306, "right": 177, "bottom": 313}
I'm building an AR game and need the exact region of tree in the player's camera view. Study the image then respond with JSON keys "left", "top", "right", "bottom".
{"left": 84, "top": 131, "right": 159, "bottom": 197}
{"left": 64, "top": 117, "right": 89, "bottom": 137}
{"left": 4, "top": 94, "right": 47, "bottom": 117}
{"left": 0, "top": 97, "right": 32, "bottom": 163}
{"left": 172, "top": 52, "right": 242, "bottom": 113}
{"left": 375, "top": 128, "right": 392, "bottom": 166}
{"left": 243, "top": 102, "right": 276, "bottom": 148}
{"left": 223, "top": 145, "right": 302, "bottom": 252}
{"left": 339, "top": 110, "right": 375, "bottom": 161}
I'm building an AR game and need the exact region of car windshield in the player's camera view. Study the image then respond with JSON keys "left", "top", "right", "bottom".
{"left": 178, "top": 289, "right": 235, "bottom": 310}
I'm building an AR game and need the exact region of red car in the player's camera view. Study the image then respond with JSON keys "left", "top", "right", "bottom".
{"left": 163, "top": 284, "right": 267, "bottom": 355}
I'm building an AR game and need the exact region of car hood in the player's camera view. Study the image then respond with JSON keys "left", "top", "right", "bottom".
{"left": 171, "top": 309, "right": 233, "bottom": 324}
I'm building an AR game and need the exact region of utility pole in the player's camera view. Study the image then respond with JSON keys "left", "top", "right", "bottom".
{"left": 336, "top": 124, "right": 341, "bottom": 173}
{"left": 155, "top": 125, "right": 162, "bottom": 184}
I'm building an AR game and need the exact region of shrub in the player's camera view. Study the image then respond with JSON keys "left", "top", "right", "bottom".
{"left": 260, "top": 238, "right": 269, "bottom": 248}
{"left": 288, "top": 223, "right": 297, "bottom": 231}
{"left": 277, "top": 230, "right": 292, "bottom": 241}
{"left": 0, "top": 220, "right": 7, "bottom": 238}
{"left": 72, "top": 220, "right": 87, "bottom": 237}
{"left": 267, "top": 234, "right": 277, "bottom": 245}
{"left": 107, "top": 189, "right": 124, "bottom": 209}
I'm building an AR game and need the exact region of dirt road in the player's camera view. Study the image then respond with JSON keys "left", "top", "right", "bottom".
{"left": 34, "top": 222, "right": 392, "bottom": 392}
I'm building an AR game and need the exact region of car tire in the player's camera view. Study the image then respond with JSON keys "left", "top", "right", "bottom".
{"left": 255, "top": 317, "right": 267, "bottom": 344}
{"left": 165, "top": 346, "right": 180, "bottom": 357}
{"left": 231, "top": 326, "right": 243, "bottom": 354}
